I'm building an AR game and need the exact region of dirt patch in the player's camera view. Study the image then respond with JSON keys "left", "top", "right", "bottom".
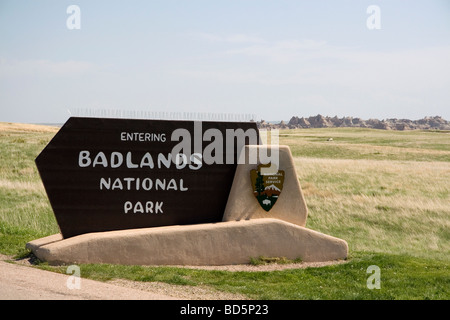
{"left": 0, "top": 254, "right": 10, "bottom": 261}
{"left": 108, "top": 260, "right": 347, "bottom": 300}
{"left": 170, "top": 259, "right": 348, "bottom": 272}
{"left": 109, "top": 279, "right": 248, "bottom": 300}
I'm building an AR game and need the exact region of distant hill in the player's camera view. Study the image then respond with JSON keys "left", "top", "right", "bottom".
{"left": 258, "top": 115, "right": 450, "bottom": 130}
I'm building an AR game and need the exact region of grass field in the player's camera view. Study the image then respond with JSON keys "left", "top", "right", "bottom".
{"left": 0, "top": 122, "right": 449, "bottom": 299}
{"left": 285, "top": 128, "right": 450, "bottom": 261}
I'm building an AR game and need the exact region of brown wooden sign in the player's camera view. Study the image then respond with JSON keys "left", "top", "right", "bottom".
{"left": 36, "top": 117, "right": 259, "bottom": 238}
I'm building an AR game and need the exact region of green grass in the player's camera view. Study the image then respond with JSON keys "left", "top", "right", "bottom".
{"left": 0, "top": 124, "right": 60, "bottom": 255}
{"left": 35, "top": 252, "right": 449, "bottom": 299}
{"left": 0, "top": 123, "right": 449, "bottom": 299}
{"left": 281, "top": 128, "right": 450, "bottom": 162}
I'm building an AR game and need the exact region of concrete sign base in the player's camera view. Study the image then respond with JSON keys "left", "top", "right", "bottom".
{"left": 27, "top": 219, "right": 347, "bottom": 266}
{"left": 224, "top": 145, "right": 308, "bottom": 226}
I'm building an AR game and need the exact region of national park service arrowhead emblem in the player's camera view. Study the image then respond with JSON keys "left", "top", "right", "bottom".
{"left": 250, "top": 163, "right": 285, "bottom": 212}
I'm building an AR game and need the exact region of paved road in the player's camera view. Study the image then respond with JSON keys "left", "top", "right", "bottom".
{"left": 0, "top": 258, "right": 175, "bottom": 300}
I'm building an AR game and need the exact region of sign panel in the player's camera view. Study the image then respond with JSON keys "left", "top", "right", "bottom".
{"left": 36, "top": 117, "right": 259, "bottom": 238}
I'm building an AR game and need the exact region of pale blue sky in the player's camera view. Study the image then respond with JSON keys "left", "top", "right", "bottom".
{"left": 1, "top": 0, "right": 449, "bottom": 123}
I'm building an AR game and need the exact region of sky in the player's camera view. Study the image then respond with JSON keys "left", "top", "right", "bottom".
{"left": 1, "top": 0, "right": 449, "bottom": 123}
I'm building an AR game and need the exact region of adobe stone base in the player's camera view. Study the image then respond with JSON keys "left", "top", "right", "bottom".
{"left": 223, "top": 145, "right": 308, "bottom": 227}
{"left": 26, "top": 218, "right": 348, "bottom": 266}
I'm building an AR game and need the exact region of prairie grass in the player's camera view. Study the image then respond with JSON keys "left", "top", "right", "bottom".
{"left": 294, "top": 158, "right": 449, "bottom": 260}
{"left": 282, "top": 128, "right": 450, "bottom": 162}
{"left": 278, "top": 128, "right": 449, "bottom": 261}
{"left": 0, "top": 122, "right": 59, "bottom": 254}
